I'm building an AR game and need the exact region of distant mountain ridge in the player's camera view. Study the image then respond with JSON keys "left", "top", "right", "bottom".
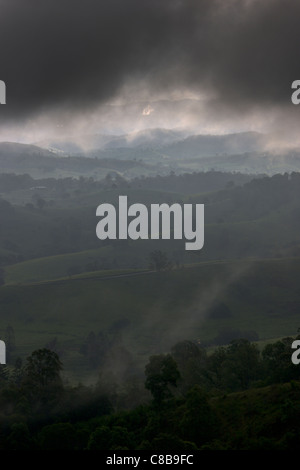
{"left": 0, "top": 131, "right": 299, "bottom": 178}
{"left": 35, "top": 128, "right": 190, "bottom": 154}
{"left": 35, "top": 129, "right": 267, "bottom": 157}
{"left": 159, "top": 131, "right": 269, "bottom": 159}
{"left": 0, "top": 142, "right": 55, "bottom": 158}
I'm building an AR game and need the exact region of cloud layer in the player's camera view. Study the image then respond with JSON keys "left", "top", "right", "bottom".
{"left": 0, "top": 0, "right": 300, "bottom": 138}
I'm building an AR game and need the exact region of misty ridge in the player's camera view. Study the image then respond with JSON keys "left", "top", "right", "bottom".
{"left": 0, "top": 129, "right": 300, "bottom": 181}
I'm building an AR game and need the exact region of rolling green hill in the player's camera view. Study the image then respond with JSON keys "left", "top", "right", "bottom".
{"left": 1, "top": 170, "right": 300, "bottom": 386}
{"left": 1, "top": 257, "right": 300, "bottom": 384}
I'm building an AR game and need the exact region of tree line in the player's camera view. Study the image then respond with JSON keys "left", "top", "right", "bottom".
{"left": 0, "top": 334, "right": 299, "bottom": 450}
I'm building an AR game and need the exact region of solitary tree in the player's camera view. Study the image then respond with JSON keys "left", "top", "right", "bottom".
{"left": 23, "top": 348, "right": 63, "bottom": 404}
{"left": 36, "top": 197, "right": 46, "bottom": 210}
{"left": 5, "top": 325, "right": 16, "bottom": 361}
{"left": 149, "top": 250, "right": 172, "bottom": 272}
{"left": 145, "top": 354, "right": 180, "bottom": 404}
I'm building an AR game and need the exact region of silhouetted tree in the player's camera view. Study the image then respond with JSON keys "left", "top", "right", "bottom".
{"left": 262, "top": 337, "right": 300, "bottom": 384}
{"left": 145, "top": 354, "right": 180, "bottom": 404}
{"left": 6, "top": 423, "right": 35, "bottom": 450}
{"left": 180, "top": 386, "right": 218, "bottom": 446}
{"left": 5, "top": 325, "right": 16, "bottom": 361}
{"left": 23, "top": 348, "right": 63, "bottom": 404}
{"left": 37, "top": 423, "right": 78, "bottom": 450}
{"left": 149, "top": 250, "right": 172, "bottom": 271}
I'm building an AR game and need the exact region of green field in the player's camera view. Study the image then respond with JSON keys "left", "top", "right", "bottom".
{"left": 1, "top": 173, "right": 300, "bottom": 385}
{"left": 4, "top": 203, "right": 299, "bottom": 285}
{"left": 1, "top": 257, "right": 300, "bottom": 384}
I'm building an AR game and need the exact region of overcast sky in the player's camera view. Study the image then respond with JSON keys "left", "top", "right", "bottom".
{"left": 1, "top": 0, "right": 300, "bottom": 143}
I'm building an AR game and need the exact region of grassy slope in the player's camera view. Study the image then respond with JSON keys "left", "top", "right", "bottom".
{"left": 210, "top": 380, "right": 300, "bottom": 449}
{"left": 1, "top": 257, "right": 300, "bottom": 383}
{"left": 5, "top": 201, "right": 299, "bottom": 285}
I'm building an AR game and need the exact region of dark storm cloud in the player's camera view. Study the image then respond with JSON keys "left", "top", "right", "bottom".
{"left": 0, "top": 0, "right": 299, "bottom": 122}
